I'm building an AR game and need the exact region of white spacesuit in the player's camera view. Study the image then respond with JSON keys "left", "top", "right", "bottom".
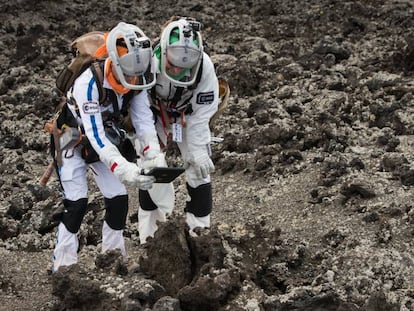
{"left": 137, "top": 17, "right": 219, "bottom": 244}
{"left": 52, "top": 22, "right": 159, "bottom": 272}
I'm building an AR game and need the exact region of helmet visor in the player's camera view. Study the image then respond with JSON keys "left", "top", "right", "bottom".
{"left": 167, "top": 45, "right": 201, "bottom": 68}
{"left": 119, "top": 49, "right": 151, "bottom": 76}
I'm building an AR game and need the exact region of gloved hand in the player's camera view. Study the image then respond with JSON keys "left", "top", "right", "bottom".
{"left": 138, "top": 132, "right": 165, "bottom": 173}
{"left": 99, "top": 144, "right": 155, "bottom": 190}
{"left": 141, "top": 152, "right": 167, "bottom": 172}
{"left": 113, "top": 160, "right": 155, "bottom": 190}
{"left": 140, "top": 132, "right": 161, "bottom": 160}
{"left": 184, "top": 146, "right": 215, "bottom": 179}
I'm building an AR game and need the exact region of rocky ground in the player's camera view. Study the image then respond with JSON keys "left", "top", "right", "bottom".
{"left": 1, "top": 0, "right": 414, "bottom": 310}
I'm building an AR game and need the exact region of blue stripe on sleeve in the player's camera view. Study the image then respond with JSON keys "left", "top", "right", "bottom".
{"left": 87, "top": 77, "right": 95, "bottom": 101}
{"left": 90, "top": 115, "right": 105, "bottom": 148}
{"left": 87, "top": 76, "right": 105, "bottom": 148}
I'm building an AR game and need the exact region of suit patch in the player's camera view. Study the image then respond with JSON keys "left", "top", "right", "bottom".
{"left": 82, "top": 101, "right": 99, "bottom": 114}
{"left": 196, "top": 91, "right": 214, "bottom": 105}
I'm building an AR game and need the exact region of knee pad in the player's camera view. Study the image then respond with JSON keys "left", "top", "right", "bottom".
{"left": 104, "top": 195, "right": 128, "bottom": 230}
{"left": 185, "top": 183, "right": 212, "bottom": 217}
{"left": 62, "top": 198, "right": 88, "bottom": 234}
{"left": 139, "top": 189, "right": 158, "bottom": 211}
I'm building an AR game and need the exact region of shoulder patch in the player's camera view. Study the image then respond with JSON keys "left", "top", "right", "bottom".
{"left": 82, "top": 101, "right": 99, "bottom": 114}
{"left": 196, "top": 91, "right": 214, "bottom": 105}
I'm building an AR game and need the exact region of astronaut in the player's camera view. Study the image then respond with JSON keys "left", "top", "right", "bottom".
{"left": 137, "top": 17, "right": 219, "bottom": 243}
{"left": 52, "top": 22, "right": 159, "bottom": 271}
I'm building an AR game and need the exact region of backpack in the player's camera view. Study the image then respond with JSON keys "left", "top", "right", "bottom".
{"left": 55, "top": 31, "right": 107, "bottom": 103}
{"left": 210, "top": 78, "right": 230, "bottom": 128}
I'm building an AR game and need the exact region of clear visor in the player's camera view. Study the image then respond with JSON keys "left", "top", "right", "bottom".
{"left": 114, "top": 66, "right": 155, "bottom": 89}
{"left": 119, "top": 48, "right": 151, "bottom": 76}
{"left": 167, "top": 45, "right": 201, "bottom": 68}
{"left": 115, "top": 47, "right": 155, "bottom": 90}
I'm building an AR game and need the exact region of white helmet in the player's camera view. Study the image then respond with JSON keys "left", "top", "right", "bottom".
{"left": 160, "top": 18, "right": 203, "bottom": 87}
{"left": 106, "top": 22, "right": 155, "bottom": 90}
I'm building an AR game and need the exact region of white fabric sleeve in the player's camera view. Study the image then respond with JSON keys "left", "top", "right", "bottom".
{"left": 129, "top": 90, "right": 161, "bottom": 158}
{"left": 185, "top": 54, "right": 219, "bottom": 147}
{"left": 71, "top": 69, "right": 115, "bottom": 157}
{"left": 129, "top": 90, "right": 158, "bottom": 142}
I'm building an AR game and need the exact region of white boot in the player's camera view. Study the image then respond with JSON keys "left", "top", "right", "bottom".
{"left": 102, "top": 220, "right": 126, "bottom": 256}
{"left": 186, "top": 212, "right": 210, "bottom": 237}
{"left": 53, "top": 222, "right": 79, "bottom": 272}
{"left": 138, "top": 207, "right": 167, "bottom": 244}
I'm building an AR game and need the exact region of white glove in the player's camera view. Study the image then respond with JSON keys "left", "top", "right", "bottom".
{"left": 184, "top": 146, "right": 215, "bottom": 179}
{"left": 140, "top": 133, "right": 161, "bottom": 160}
{"left": 137, "top": 133, "right": 165, "bottom": 173}
{"left": 142, "top": 152, "right": 167, "bottom": 172}
{"left": 113, "top": 161, "right": 155, "bottom": 190}
{"left": 99, "top": 144, "right": 155, "bottom": 190}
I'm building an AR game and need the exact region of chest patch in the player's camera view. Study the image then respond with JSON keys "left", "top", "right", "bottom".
{"left": 82, "top": 101, "right": 99, "bottom": 114}
{"left": 196, "top": 91, "right": 214, "bottom": 105}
